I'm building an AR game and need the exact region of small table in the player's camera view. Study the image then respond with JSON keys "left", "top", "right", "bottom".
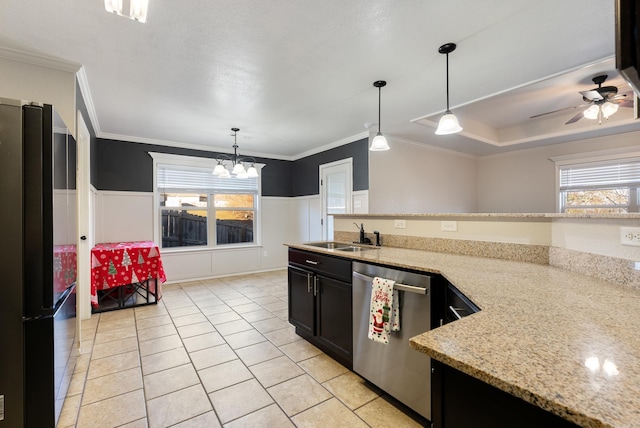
{"left": 91, "top": 241, "right": 166, "bottom": 312}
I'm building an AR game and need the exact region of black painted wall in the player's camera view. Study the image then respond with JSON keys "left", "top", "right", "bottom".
{"left": 94, "top": 137, "right": 368, "bottom": 197}
{"left": 291, "top": 138, "right": 369, "bottom": 196}
{"left": 95, "top": 139, "right": 294, "bottom": 197}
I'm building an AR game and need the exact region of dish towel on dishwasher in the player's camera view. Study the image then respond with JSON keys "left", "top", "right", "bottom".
{"left": 368, "top": 277, "right": 400, "bottom": 344}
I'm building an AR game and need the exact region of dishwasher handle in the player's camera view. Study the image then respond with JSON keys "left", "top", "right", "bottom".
{"left": 352, "top": 271, "right": 428, "bottom": 295}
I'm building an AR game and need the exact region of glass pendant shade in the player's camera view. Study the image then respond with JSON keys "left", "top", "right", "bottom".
{"left": 213, "top": 163, "right": 226, "bottom": 176}
{"left": 435, "top": 112, "right": 463, "bottom": 135}
{"left": 601, "top": 102, "right": 619, "bottom": 118}
{"left": 370, "top": 132, "right": 390, "bottom": 151}
{"left": 583, "top": 105, "right": 600, "bottom": 120}
{"left": 232, "top": 163, "right": 246, "bottom": 175}
{"left": 246, "top": 165, "right": 259, "bottom": 178}
{"left": 219, "top": 168, "right": 231, "bottom": 178}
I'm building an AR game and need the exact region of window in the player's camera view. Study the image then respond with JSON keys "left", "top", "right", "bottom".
{"left": 151, "top": 153, "right": 261, "bottom": 249}
{"left": 558, "top": 158, "right": 640, "bottom": 213}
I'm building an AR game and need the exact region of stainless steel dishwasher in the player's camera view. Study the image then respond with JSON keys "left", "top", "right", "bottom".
{"left": 352, "top": 261, "right": 432, "bottom": 420}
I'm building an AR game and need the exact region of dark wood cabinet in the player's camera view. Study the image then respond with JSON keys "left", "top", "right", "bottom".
{"left": 288, "top": 249, "right": 352, "bottom": 368}
{"left": 432, "top": 360, "right": 579, "bottom": 428}
{"left": 431, "top": 282, "right": 578, "bottom": 428}
{"left": 288, "top": 266, "right": 315, "bottom": 335}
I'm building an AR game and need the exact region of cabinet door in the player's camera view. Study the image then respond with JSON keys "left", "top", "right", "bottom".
{"left": 316, "top": 275, "right": 352, "bottom": 360}
{"left": 288, "top": 266, "right": 315, "bottom": 335}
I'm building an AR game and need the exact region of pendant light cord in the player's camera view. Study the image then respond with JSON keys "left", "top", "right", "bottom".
{"left": 378, "top": 85, "right": 382, "bottom": 133}
{"left": 445, "top": 52, "right": 450, "bottom": 113}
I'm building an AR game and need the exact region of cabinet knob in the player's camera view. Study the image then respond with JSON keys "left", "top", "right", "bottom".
{"left": 80, "top": 235, "right": 87, "bottom": 240}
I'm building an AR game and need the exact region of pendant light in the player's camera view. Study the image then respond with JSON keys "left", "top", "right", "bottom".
{"left": 435, "top": 43, "right": 463, "bottom": 135}
{"left": 370, "top": 80, "right": 390, "bottom": 151}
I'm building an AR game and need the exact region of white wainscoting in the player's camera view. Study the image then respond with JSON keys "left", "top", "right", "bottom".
{"left": 94, "top": 191, "right": 294, "bottom": 282}
{"left": 290, "top": 195, "right": 321, "bottom": 243}
{"left": 95, "top": 190, "right": 155, "bottom": 244}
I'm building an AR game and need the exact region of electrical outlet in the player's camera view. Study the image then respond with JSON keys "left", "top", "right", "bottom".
{"left": 394, "top": 219, "right": 407, "bottom": 229}
{"left": 620, "top": 227, "right": 640, "bottom": 246}
{"left": 441, "top": 221, "right": 458, "bottom": 232}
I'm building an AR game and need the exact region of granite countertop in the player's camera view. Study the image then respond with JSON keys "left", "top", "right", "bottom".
{"left": 335, "top": 212, "right": 640, "bottom": 219}
{"left": 287, "top": 242, "right": 640, "bottom": 428}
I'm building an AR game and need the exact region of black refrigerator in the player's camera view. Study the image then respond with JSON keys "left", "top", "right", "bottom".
{"left": 0, "top": 98, "right": 78, "bottom": 427}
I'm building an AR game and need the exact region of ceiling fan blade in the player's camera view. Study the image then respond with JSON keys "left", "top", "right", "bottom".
{"left": 529, "top": 104, "right": 586, "bottom": 119}
{"left": 565, "top": 111, "right": 584, "bottom": 124}
{"left": 580, "top": 90, "right": 604, "bottom": 101}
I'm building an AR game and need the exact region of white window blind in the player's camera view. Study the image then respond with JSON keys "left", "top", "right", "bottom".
{"left": 157, "top": 164, "right": 258, "bottom": 193}
{"left": 559, "top": 160, "right": 640, "bottom": 191}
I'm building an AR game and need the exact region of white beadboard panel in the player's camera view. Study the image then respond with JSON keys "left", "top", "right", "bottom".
{"left": 214, "top": 248, "right": 260, "bottom": 275}
{"left": 53, "top": 189, "right": 77, "bottom": 245}
{"left": 290, "top": 195, "right": 322, "bottom": 243}
{"left": 260, "top": 197, "right": 292, "bottom": 270}
{"left": 308, "top": 197, "right": 322, "bottom": 241}
{"left": 352, "top": 190, "right": 369, "bottom": 214}
{"left": 161, "top": 250, "right": 214, "bottom": 282}
{"left": 95, "top": 191, "right": 154, "bottom": 244}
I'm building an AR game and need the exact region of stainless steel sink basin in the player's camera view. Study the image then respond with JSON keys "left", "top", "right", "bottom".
{"left": 335, "top": 246, "right": 378, "bottom": 252}
{"left": 304, "top": 241, "right": 347, "bottom": 249}
{"left": 304, "top": 242, "right": 379, "bottom": 252}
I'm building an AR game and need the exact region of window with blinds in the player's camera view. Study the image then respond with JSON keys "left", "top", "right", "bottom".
{"left": 156, "top": 163, "right": 259, "bottom": 248}
{"left": 559, "top": 159, "right": 640, "bottom": 213}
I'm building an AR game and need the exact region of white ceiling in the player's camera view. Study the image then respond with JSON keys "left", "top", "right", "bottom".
{"left": 1, "top": 0, "right": 638, "bottom": 159}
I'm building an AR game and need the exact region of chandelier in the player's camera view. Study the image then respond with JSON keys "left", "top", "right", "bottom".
{"left": 212, "top": 128, "right": 259, "bottom": 179}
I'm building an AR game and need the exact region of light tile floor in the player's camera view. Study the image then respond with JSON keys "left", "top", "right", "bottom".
{"left": 57, "top": 270, "right": 425, "bottom": 427}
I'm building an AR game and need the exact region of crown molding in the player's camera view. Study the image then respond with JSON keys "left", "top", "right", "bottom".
{"left": 76, "top": 66, "right": 101, "bottom": 135}
{"left": 290, "top": 131, "right": 369, "bottom": 160}
{"left": 0, "top": 46, "right": 80, "bottom": 73}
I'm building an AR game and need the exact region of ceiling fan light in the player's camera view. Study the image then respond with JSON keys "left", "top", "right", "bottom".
{"left": 370, "top": 132, "right": 390, "bottom": 151}
{"left": 601, "top": 102, "right": 619, "bottom": 118}
{"left": 435, "top": 112, "right": 463, "bottom": 135}
{"left": 583, "top": 105, "right": 600, "bottom": 120}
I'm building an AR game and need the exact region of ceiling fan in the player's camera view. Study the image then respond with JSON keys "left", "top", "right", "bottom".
{"left": 530, "top": 74, "right": 634, "bottom": 125}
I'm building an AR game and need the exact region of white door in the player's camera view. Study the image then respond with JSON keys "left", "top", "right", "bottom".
{"left": 320, "top": 159, "right": 352, "bottom": 240}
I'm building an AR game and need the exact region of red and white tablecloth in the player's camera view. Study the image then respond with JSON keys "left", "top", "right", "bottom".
{"left": 54, "top": 244, "right": 77, "bottom": 293}
{"left": 91, "top": 241, "right": 167, "bottom": 307}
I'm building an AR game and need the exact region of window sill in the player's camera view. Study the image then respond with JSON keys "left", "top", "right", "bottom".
{"left": 161, "top": 244, "right": 262, "bottom": 255}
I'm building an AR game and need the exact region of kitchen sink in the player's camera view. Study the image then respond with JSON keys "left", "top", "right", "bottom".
{"left": 304, "top": 241, "right": 347, "bottom": 249}
{"left": 335, "top": 246, "right": 378, "bottom": 252}
{"left": 304, "top": 242, "right": 379, "bottom": 252}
